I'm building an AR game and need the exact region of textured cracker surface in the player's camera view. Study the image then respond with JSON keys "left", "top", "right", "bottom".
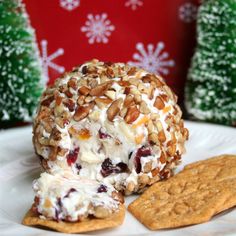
{"left": 22, "top": 205, "right": 125, "bottom": 233}
{"left": 128, "top": 155, "right": 236, "bottom": 230}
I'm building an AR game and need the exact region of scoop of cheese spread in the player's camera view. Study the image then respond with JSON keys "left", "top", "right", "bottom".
{"left": 33, "top": 172, "right": 121, "bottom": 222}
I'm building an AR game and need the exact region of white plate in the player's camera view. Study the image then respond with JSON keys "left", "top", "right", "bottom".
{"left": 0, "top": 121, "right": 236, "bottom": 236}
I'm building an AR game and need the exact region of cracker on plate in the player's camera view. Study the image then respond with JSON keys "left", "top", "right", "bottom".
{"left": 128, "top": 155, "right": 236, "bottom": 230}
{"left": 22, "top": 204, "right": 125, "bottom": 233}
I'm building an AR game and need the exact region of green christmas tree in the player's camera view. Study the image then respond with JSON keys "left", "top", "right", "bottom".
{"left": 0, "top": 0, "right": 43, "bottom": 127}
{"left": 185, "top": 0, "right": 236, "bottom": 126}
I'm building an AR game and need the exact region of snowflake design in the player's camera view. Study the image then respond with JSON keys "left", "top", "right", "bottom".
{"left": 129, "top": 42, "right": 175, "bottom": 75}
{"left": 60, "top": 0, "right": 80, "bottom": 11}
{"left": 40, "top": 40, "right": 65, "bottom": 85}
{"left": 81, "top": 13, "right": 115, "bottom": 44}
{"left": 179, "top": 2, "right": 198, "bottom": 23}
{"left": 125, "top": 0, "right": 143, "bottom": 10}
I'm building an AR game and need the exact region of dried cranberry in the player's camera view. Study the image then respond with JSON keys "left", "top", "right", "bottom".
{"left": 101, "top": 158, "right": 129, "bottom": 177}
{"left": 98, "top": 129, "right": 111, "bottom": 139}
{"left": 134, "top": 146, "right": 152, "bottom": 174}
{"left": 101, "top": 158, "right": 114, "bottom": 177}
{"left": 75, "top": 163, "right": 82, "bottom": 173}
{"left": 115, "top": 162, "right": 128, "bottom": 173}
{"left": 64, "top": 188, "right": 77, "bottom": 198}
{"left": 97, "top": 184, "right": 107, "bottom": 193}
{"left": 66, "top": 147, "right": 80, "bottom": 166}
{"left": 137, "top": 146, "right": 152, "bottom": 157}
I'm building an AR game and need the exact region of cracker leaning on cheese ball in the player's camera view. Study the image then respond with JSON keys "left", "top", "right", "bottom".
{"left": 33, "top": 59, "right": 189, "bottom": 195}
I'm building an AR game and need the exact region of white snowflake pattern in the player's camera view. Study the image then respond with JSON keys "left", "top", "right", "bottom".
{"left": 128, "top": 42, "right": 175, "bottom": 75}
{"left": 125, "top": 0, "right": 143, "bottom": 10}
{"left": 40, "top": 40, "right": 65, "bottom": 85}
{"left": 60, "top": 0, "right": 80, "bottom": 11}
{"left": 179, "top": 2, "right": 198, "bottom": 23}
{"left": 81, "top": 13, "right": 115, "bottom": 44}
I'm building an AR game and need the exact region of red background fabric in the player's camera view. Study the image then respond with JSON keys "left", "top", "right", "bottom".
{"left": 24, "top": 0, "right": 199, "bottom": 102}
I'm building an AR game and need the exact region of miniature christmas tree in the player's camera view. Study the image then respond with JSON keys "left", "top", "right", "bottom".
{"left": 0, "top": 0, "right": 43, "bottom": 127}
{"left": 185, "top": 0, "right": 236, "bottom": 126}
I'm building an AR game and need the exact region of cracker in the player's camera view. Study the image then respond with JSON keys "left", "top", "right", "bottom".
{"left": 128, "top": 155, "right": 236, "bottom": 230}
{"left": 22, "top": 204, "right": 125, "bottom": 233}
{"left": 184, "top": 154, "right": 236, "bottom": 170}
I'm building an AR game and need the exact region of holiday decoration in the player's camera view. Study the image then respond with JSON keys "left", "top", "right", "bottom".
{"left": 0, "top": 0, "right": 43, "bottom": 127}
{"left": 185, "top": 0, "right": 236, "bottom": 126}
{"left": 24, "top": 0, "right": 199, "bottom": 102}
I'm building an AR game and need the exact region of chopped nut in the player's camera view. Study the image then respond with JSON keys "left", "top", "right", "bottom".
{"left": 130, "top": 87, "right": 141, "bottom": 95}
{"left": 59, "top": 84, "right": 67, "bottom": 93}
{"left": 134, "top": 94, "right": 142, "bottom": 104}
{"left": 41, "top": 96, "right": 54, "bottom": 107}
{"left": 78, "top": 86, "right": 90, "bottom": 96}
{"left": 65, "top": 89, "right": 73, "bottom": 98}
{"left": 154, "top": 96, "right": 165, "bottom": 110}
{"left": 150, "top": 113, "right": 160, "bottom": 121}
{"left": 106, "top": 67, "right": 115, "bottom": 78}
{"left": 124, "top": 94, "right": 135, "bottom": 107}
{"left": 140, "top": 101, "right": 150, "bottom": 114}
{"left": 127, "top": 67, "right": 136, "bottom": 76}
{"left": 90, "top": 81, "right": 113, "bottom": 96}
{"left": 63, "top": 99, "right": 75, "bottom": 112}
{"left": 77, "top": 95, "right": 85, "bottom": 106}
{"left": 50, "top": 127, "right": 62, "bottom": 141}
{"left": 85, "top": 95, "right": 93, "bottom": 103}
{"left": 105, "top": 90, "right": 116, "bottom": 100}
{"left": 148, "top": 83, "right": 155, "bottom": 99}
{"left": 119, "top": 107, "right": 128, "bottom": 118}
{"left": 129, "top": 78, "right": 139, "bottom": 86}
{"left": 42, "top": 118, "right": 53, "bottom": 133}
{"left": 38, "top": 137, "right": 49, "bottom": 145}
{"left": 160, "top": 94, "right": 169, "bottom": 102}
{"left": 159, "top": 152, "right": 166, "bottom": 164}
{"left": 183, "top": 128, "right": 189, "bottom": 140}
{"left": 138, "top": 83, "right": 148, "bottom": 94}
{"left": 118, "top": 80, "right": 131, "bottom": 87}
{"left": 167, "top": 141, "right": 177, "bottom": 156}
{"left": 48, "top": 147, "right": 58, "bottom": 161}
{"left": 124, "top": 105, "right": 140, "bottom": 124}
{"left": 126, "top": 182, "right": 135, "bottom": 193}
{"left": 158, "top": 130, "right": 166, "bottom": 143}
{"left": 151, "top": 167, "right": 159, "bottom": 177}
{"left": 143, "top": 162, "right": 152, "bottom": 173}
{"left": 112, "top": 191, "right": 124, "bottom": 203}
{"left": 142, "top": 74, "right": 165, "bottom": 88}
{"left": 57, "top": 147, "right": 69, "bottom": 156}
{"left": 139, "top": 174, "right": 150, "bottom": 183}
{"left": 148, "top": 132, "right": 159, "bottom": 145}
{"left": 67, "top": 77, "right": 77, "bottom": 90}
{"left": 163, "top": 85, "right": 176, "bottom": 101}
{"left": 88, "top": 110, "right": 100, "bottom": 121}
{"left": 95, "top": 97, "right": 112, "bottom": 108}
{"left": 94, "top": 206, "right": 111, "bottom": 218}
{"left": 147, "top": 120, "right": 154, "bottom": 133}
{"left": 55, "top": 95, "right": 63, "bottom": 106}
{"left": 107, "top": 98, "right": 123, "bottom": 121}
{"left": 88, "top": 79, "right": 98, "bottom": 88}
{"left": 73, "top": 103, "right": 94, "bottom": 121}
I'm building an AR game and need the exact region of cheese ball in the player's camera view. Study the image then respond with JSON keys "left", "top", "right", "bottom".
{"left": 33, "top": 59, "right": 189, "bottom": 195}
